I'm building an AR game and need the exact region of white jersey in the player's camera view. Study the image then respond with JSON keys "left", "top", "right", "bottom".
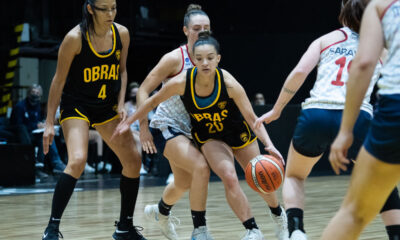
{"left": 378, "top": 0, "right": 400, "bottom": 95}
{"left": 150, "top": 45, "right": 195, "bottom": 138}
{"left": 302, "top": 27, "right": 381, "bottom": 115}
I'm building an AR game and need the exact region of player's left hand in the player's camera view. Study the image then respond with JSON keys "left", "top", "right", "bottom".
{"left": 265, "top": 145, "right": 285, "bottom": 165}
{"left": 329, "top": 131, "right": 353, "bottom": 175}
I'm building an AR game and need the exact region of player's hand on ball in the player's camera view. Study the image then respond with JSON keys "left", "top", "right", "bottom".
{"left": 265, "top": 145, "right": 285, "bottom": 165}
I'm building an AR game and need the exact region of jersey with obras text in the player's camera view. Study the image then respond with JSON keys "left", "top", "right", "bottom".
{"left": 62, "top": 23, "right": 122, "bottom": 108}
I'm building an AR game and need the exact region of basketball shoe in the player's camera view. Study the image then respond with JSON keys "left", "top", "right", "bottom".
{"left": 269, "top": 206, "right": 289, "bottom": 240}
{"left": 42, "top": 223, "right": 63, "bottom": 240}
{"left": 241, "top": 228, "right": 265, "bottom": 240}
{"left": 112, "top": 221, "right": 146, "bottom": 240}
{"left": 191, "top": 226, "right": 214, "bottom": 240}
{"left": 290, "top": 230, "right": 307, "bottom": 240}
{"left": 144, "top": 204, "right": 179, "bottom": 240}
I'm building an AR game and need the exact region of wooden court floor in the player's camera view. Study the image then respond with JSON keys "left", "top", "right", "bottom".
{"left": 0, "top": 175, "right": 392, "bottom": 239}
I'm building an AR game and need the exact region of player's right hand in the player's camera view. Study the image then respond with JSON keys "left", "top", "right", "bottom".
{"left": 43, "top": 123, "right": 55, "bottom": 154}
{"left": 255, "top": 109, "right": 281, "bottom": 128}
{"left": 140, "top": 127, "right": 157, "bottom": 154}
{"left": 111, "top": 120, "right": 130, "bottom": 140}
{"left": 329, "top": 131, "right": 353, "bottom": 175}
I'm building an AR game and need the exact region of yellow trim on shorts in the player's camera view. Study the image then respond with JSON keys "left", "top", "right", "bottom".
{"left": 231, "top": 121, "right": 258, "bottom": 149}
{"left": 190, "top": 67, "right": 222, "bottom": 110}
{"left": 86, "top": 24, "right": 116, "bottom": 58}
{"left": 92, "top": 114, "right": 119, "bottom": 127}
{"left": 59, "top": 108, "right": 90, "bottom": 125}
{"left": 194, "top": 132, "right": 210, "bottom": 144}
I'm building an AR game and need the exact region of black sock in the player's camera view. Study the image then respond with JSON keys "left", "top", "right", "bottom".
{"left": 158, "top": 198, "right": 173, "bottom": 216}
{"left": 386, "top": 225, "right": 400, "bottom": 240}
{"left": 49, "top": 173, "right": 78, "bottom": 225}
{"left": 286, "top": 208, "right": 305, "bottom": 237}
{"left": 243, "top": 217, "right": 258, "bottom": 230}
{"left": 269, "top": 205, "right": 282, "bottom": 216}
{"left": 119, "top": 175, "right": 139, "bottom": 228}
{"left": 191, "top": 210, "right": 206, "bottom": 228}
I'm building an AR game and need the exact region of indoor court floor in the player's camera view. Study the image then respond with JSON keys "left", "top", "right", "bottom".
{"left": 0, "top": 175, "right": 390, "bottom": 239}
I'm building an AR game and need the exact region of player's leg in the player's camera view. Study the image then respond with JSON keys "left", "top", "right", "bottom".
{"left": 145, "top": 134, "right": 211, "bottom": 240}
{"left": 283, "top": 143, "right": 320, "bottom": 239}
{"left": 202, "top": 140, "right": 264, "bottom": 240}
{"left": 321, "top": 147, "right": 400, "bottom": 240}
{"left": 234, "top": 140, "right": 289, "bottom": 240}
{"left": 96, "top": 118, "right": 145, "bottom": 240}
{"left": 42, "top": 119, "right": 90, "bottom": 240}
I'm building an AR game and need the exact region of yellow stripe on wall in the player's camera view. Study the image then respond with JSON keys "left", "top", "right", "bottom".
{"left": 2, "top": 94, "right": 10, "bottom": 102}
{"left": 5, "top": 72, "right": 15, "bottom": 79}
{"left": 8, "top": 60, "right": 17, "bottom": 68}
{"left": 14, "top": 24, "right": 23, "bottom": 33}
{"left": 9, "top": 48, "right": 19, "bottom": 56}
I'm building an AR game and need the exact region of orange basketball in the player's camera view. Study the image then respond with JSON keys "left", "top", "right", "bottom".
{"left": 245, "top": 155, "right": 285, "bottom": 194}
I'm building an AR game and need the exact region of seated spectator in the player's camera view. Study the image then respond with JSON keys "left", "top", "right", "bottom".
{"left": 10, "top": 84, "right": 66, "bottom": 176}
{"left": 253, "top": 92, "right": 266, "bottom": 106}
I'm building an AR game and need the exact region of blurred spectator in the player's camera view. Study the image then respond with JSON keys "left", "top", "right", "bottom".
{"left": 10, "top": 84, "right": 66, "bottom": 178}
{"left": 253, "top": 92, "right": 266, "bottom": 106}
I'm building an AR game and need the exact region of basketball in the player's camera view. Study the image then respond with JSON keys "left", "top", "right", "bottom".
{"left": 245, "top": 155, "right": 284, "bottom": 194}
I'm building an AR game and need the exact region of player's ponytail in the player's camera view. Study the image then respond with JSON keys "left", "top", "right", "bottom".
{"left": 193, "top": 30, "right": 220, "bottom": 54}
{"left": 80, "top": 0, "right": 95, "bottom": 40}
{"left": 339, "top": 0, "right": 370, "bottom": 33}
{"left": 184, "top": 4, "right": 209, "bottom": 27}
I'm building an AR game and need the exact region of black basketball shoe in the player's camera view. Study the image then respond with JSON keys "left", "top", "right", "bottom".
{"left": 42, "top": 223, "right": 63, "bottom": 240}
{"left": 112, "top": 221, "right": 146, "bottom": 240}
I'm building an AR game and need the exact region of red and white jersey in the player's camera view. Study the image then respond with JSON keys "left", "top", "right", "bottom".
{"left": 378, "top": 0, "right": 400, "bottom": 95}
{"left": 302, "top": 27, "right": 381, "bottom": 115}
{"left": 150, "top": 45, "right": 195, "bottom": 138}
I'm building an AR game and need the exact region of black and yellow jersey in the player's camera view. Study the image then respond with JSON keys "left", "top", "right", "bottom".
{"left": 181, "top": 67, "right": 257, "bottom": 149}
{"left": 62, "top": 23, "right": 122, "bottom": 108}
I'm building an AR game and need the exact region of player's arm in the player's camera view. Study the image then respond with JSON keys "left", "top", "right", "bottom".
{"left": 43, "top": 27, "right": 81, "bottom": 153}
{"left": 137, "top": 50, "right": 182, "bottom": 128}
{"left": 116, "top": 24, "right": 130, "bottom": 121}
{"left": 224, "top": 70, "right": 283, "bottom": 162}
{"left": 340, "top": 3, "right": 383, "bottom": 134}
{"left": 255, "top": 38, "right": 321, "bottom": 127}
{"left": 46, "top": 29, "right": 80, "bottom": 125}
{"left": 126, "top": 72, "right": 186, "bottom": 127}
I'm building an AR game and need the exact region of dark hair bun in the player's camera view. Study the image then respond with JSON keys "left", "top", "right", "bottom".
{"left": 186, "top": 4, "right": 202, "bottom": 13}
{"left": 198, "top": 30, "right": 211, "bottom": 40}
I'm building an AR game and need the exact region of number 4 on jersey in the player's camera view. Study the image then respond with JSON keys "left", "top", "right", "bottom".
{"left": 98, "top": 84, "right": 107, "bottom": 100}
{"left": 331, "top": 56, "right": 352, "bottom": 86}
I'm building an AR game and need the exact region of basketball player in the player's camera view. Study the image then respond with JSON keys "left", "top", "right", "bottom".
{"left": 114, "top": 31, "right": 288, "bottom": 240}
{"left": 136, "top": 4, "right": 213, "bottom": 240}
{"left": 41, "top": 0, "right": 145, "bottom": 239}
{"left": 255, "top": 0, "right": 400, "bottom": 239}
{"left": 321, "top": 0, "right": 400, "bottom": 239}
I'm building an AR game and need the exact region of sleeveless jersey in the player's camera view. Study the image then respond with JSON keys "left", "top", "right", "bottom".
{"left": 181, "top": 67, "right": 251, "bottom": 144}
{"left": 378, "top": 0, "right": 400, "bottom": 95}
{"left": 149, "top": 45, "right": 195, "bottom": 137}
{"left": 62, "top": 23, "right": 122, "bottom": 108}
{"left": 302, "top": 27, "right": 381, "bottom": 115}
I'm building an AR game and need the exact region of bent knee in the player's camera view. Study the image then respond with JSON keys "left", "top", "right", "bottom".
{"left": 220, "top": 171, "right": 239, "bottom": 189}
